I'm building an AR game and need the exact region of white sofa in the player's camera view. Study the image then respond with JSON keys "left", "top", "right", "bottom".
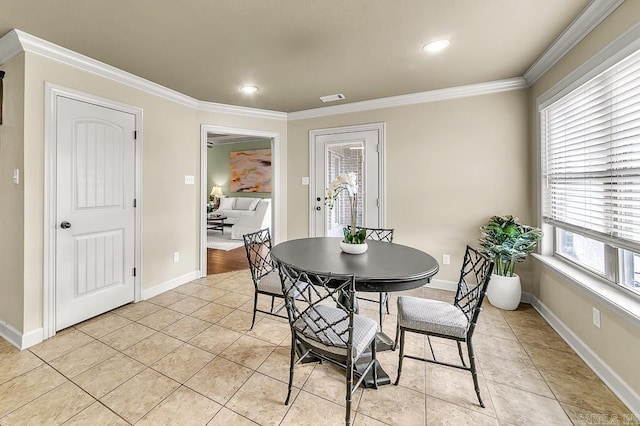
{"left": 213, "top": 197, "right": 271, "bottom": 240}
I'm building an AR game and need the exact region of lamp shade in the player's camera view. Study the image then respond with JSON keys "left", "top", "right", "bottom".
{"left": 210, "top": 186, "right": 223, "bottom": 197}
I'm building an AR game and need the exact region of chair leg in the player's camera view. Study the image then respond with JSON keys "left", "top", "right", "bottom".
{"left": 393, "top": 321, "right": 400, "bottom": 350}
{"left": 285, "top": 334, "right": 296, "bottom": 405}
{"left": 378, "top": 293, "right": 384, "bottom": 331}
{"left": 385, "top": 292, "right": 390, "bottom": 314}
{"left": 367, "top": 339, "right": 378, "bottom": 390}
{"left": 457, "top": 341, "right": 467, "bottom": 367}
{"left": 346, "top": 358, "right": 353, "bottom": 426}
{"left": 394, "top": 328, "right": 405, "bottom": 385}
{"left": 467, "top": 340, "right": 484, "bottom": 408}
{"left": 427, "top": 336, "right": 436, "bottom": 360}
{"left": 270, "top": 295, "right": 275, "bottom": 313}
{"left": 250, "top": 292, "right": 259, "bottom": 330}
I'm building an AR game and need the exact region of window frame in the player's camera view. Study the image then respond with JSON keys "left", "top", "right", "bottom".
{"left": 537, "top": 28, "right": 640, "bottom": 303}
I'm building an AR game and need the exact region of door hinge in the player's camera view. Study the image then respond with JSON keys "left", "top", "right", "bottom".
{"left": 134, "top": 130, "right": 138, "bottom": 140}
{"left": 376, "top": 144, "right": 379, "bottom": 153}
{"left": 133, "top": 199, "right": 137, "bottom": 208}
{"left": 376, "top": 198, "right": 380, "bottom": 207}
{"left": 133, "top": 267, "right": 137, "bottom": 277}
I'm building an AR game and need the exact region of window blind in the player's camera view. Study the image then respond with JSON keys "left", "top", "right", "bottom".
{"left": 542, "top": 48, "right": 640, "bottom": 252}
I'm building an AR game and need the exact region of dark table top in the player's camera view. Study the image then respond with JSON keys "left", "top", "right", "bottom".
{"left": 271, "top": 237, "right": 439, "bottom": 292}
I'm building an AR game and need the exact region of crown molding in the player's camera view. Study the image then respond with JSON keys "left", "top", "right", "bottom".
{"left": 197, "top": 100, "right": 287, "bottom": 120}
{"left": 523, "top": 0, "right": 624, "bottom": 85}
{"left": 0, "top": 29, "right": 287, "bottom": 120}
{"left": 288, "top": 77, "right": 528, "bottom": 120}
{"left": 0, "top": 30, "right": 23, "bottom": 63}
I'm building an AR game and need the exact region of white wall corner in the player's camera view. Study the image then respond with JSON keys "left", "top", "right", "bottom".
{"left": 531, "top": 295, "right": 640, "bottom": 419}
{"left": 524, "top": 0, "right": 625, "bottom": 85}
{"left": 141, "top": 270, "right": 202, "bottom": 300}
{"left": 0, "top": 319, "right": 43, "bottom": 350}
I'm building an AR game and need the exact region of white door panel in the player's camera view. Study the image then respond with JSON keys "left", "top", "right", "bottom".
{"left": 310, "top": 126, "right": 383, "bottom": 237}
{"left": 56, "top": 97, "right": 136, "bottom": 330}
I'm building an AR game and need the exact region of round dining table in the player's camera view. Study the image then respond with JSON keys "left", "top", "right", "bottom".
{"left": 271, "top": 236, "right": 440, "bottom": 386}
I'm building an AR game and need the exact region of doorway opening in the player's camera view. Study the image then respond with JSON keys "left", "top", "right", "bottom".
{"left": 200, "top": 126, "right": 280, "bottom": 276}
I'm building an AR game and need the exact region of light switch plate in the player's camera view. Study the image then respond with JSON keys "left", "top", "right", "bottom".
{"left": 302, "top": 177, "right": 310, "bottom": 185}
{"left": 184, "top": 175, "right": 195, "bottom": 185}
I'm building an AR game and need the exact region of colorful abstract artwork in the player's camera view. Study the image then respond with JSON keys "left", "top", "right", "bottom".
{"left": 230, "top": 149, "right": 272, "bottom": 192}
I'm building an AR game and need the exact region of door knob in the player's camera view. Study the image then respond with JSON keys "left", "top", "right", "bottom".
{"left": 60, "top": 221, "right": 72, "bottom": 229}
{"left": 315, "top": 206, "right": 321, "bottom": 211}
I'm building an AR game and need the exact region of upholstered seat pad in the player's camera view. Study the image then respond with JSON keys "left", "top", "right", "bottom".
{"left": 257, "top": 271, "right": 283, "bottom": 295}
{"left": 397, "top": 296, "right": 468, "bottom": 338}
{"left": 294, "top": 305, "right": 377, "bottom": 359}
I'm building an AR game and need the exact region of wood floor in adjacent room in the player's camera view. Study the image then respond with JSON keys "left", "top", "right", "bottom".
{"left": 207, "top": 247, "right": 248, "bottom": 275}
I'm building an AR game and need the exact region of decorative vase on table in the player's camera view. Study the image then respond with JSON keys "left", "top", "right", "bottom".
{"left": 325, "top": 172, "right": 368, "bottom": 255}
{"left": 478, "top": 215, "right": 543, "bottom": 311}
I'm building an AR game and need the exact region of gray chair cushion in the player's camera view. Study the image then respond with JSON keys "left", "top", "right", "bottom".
{"left": 256, "top": 271, "right": 283, "bottom": 295}
{"left": 397, "top": 296, "right": 469, "bottom": 338}
{"left": 294, "top": 305, "right": 377, "bottom": 359}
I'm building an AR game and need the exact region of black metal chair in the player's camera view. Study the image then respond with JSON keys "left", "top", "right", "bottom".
{"left": 354, "top": 226, "right": 394, "bottom": 328}
{"left": 242, "top": 228, "right": 287, "bottom": 329}
{"left": 394, "top": 245, "right": 494, "bottom": 407}
{"left": 277, "top": 261, "right": 378, "bottom": 426}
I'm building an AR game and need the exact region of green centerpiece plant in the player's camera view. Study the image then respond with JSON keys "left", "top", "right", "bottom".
{"left": 325, "top": 172, "right": 367, "bottom": 246}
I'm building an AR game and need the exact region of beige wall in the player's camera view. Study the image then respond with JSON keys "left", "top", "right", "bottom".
{"left": 0, "top": 53, "right": 25, "bottom": 332}
{"left": 529, "top": 0, "right": 640, "bottom": 401}
{"left": 287, "top": 89, "right": 530, "bottom": 283}
{"left": 0, "top": 52, "right": 288, "bottom": 336}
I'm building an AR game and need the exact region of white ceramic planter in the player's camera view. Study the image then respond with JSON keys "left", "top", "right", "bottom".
{"left": 340, "top": 241, "right": 368, "bottom": 255}
{"left": 486, "top": 274, "right": 521, "bottom": 310}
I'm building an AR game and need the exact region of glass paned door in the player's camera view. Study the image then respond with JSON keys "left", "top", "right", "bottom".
{"left": 310, "top": 125, "right": 382, "bottom": 237}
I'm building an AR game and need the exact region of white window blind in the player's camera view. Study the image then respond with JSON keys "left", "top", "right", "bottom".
{"left": 542, "top": 48, "right": 640, "bottom": 252}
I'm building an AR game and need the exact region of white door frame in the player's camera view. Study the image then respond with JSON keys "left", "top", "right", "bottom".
{"left": 308, "top": 122, "right": 386, "bottom": 237}
{"left": 44, "top": 84, "right": 143, "bottom": 339}
{"left": 199, "top": 125, "right": 281, "bottom": 276}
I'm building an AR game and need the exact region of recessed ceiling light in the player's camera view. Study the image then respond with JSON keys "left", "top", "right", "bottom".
{"left": 422, "top": 39, "right": 450, "bottom": 54}
{"left": 240, "top": 85, "right": 258, "bottom": 94}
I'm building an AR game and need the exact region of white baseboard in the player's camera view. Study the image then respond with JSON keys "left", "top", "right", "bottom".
{"left": 426, "top": 279, "right": 457, "bottom": 292}
{"left": 531, "top": 295, "right": 640, "bottom": 419}
{"left": 141, "top": 270, "right": 202, "bottom": 300}
{"left": 0, "top": 320, "right": 43, "bottom": 350}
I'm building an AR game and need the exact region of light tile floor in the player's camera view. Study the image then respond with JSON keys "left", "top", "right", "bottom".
{"left": 0, "top": 270, "right": 636, "bottom": 425}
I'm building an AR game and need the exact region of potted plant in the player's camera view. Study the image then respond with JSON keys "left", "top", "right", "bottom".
{"left": 479, "top": 215, "right": 543, "bottom": 310}
{"left": 325, "top": 172, "right": 367, "bottom": 254}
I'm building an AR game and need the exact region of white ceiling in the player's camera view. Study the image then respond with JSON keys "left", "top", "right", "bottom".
{"left": 1, "top": 0, "right": 594, "bottom": 112}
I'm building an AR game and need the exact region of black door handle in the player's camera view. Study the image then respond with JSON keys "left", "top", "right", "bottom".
{"left": 60, "top": 221, "right": 71, "bottom": 229}
{"left": 315, "top": 206, "right": 321, "bottom": 211}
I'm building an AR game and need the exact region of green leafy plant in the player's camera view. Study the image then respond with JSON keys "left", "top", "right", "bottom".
{"left": 325, "top": 172, "right": 366, "bottom": 244}
{"left": 479, "top": 215, "right": 543, "bottom": 277}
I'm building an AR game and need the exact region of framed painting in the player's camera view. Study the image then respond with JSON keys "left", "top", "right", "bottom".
{"left": 230, "top": 148, "right": 272, "bottom": 192}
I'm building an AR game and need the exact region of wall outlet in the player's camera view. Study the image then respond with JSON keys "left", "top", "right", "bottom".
{"left": 443, "top": 254, "right": 450, "bottom": 265}
{"left": 184, "top": 175, "right": 195, "bottom": 185}
{"left": 173, "top": 252, "right": 180, "bottom": 263}
{"left": 592, "top": 307, "right": 601, "bottom": 328}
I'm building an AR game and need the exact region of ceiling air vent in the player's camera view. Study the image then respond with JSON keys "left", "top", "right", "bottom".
{"left": 319, "top": 93, "right": 346, "bottom": 103}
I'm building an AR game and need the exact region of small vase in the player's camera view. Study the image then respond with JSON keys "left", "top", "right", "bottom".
{"left": 340, "top": 240, "right": 368, "bottom": 255}
{"left": 486, "top": 274, "right": 521, "bottom": 310}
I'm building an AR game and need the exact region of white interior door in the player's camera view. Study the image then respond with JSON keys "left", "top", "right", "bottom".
{"left": 310, "top": 125, "right": 384, "bottom": 237}
{"left": 55, "top": 96, "right": 136, "bottom": 330}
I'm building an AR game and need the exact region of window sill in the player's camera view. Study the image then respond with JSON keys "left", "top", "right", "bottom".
{"left": 531, "top": 253, "right": 640, "bottom": 328}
